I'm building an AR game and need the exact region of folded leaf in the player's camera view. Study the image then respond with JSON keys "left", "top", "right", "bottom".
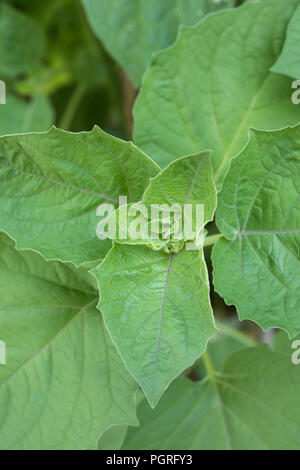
{"left": 123, "top": 344, "right": 300, "bottom": 450}
{"left": 134, "top": 0, "right": 300, "bottom": 185}
{"left": 110, "top": 152, "right": 216, "bottom": 251}
{"left": 82, "top": 0, "right": 233, "bottom": 87}
{"left": 272, "top": 4, "right": 300, "bottom": 79}
{"left": 212, "top": 126, "right": 300, "bottom": 337}
{"left": 0, "top": 126, "right": 158, "bottom": 266}
{"left": 0, "top": 233, "right": 138, "bottom": 450}
{"left": 92, "top": 244, "right": 217, "bottom": 407}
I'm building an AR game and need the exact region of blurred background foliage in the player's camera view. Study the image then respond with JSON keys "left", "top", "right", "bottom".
{"left": 2, "top": 0, "right": 127, "bottom": 137}
{"left": 1, "top": 0, "right": 258, "bottom": 138}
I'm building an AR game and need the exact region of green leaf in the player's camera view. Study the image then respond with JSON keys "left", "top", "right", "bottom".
{"left": 123, "top": 344, "right": 300, "bottom": 450}
{"left": 0, "top": 3, "right": 45, "bottom": 78}
{"left": 273, "top": 330, "right": 300, "bottom": 356}
{"left": 92, "top": 244, "right": 217, "bottom": 408}
{"left": 197, "top": 327, "right": 251, "bottom": 377}
{"left": 97, "top": 425, "right": 128, "bottom": 451}
{"left": 272, "top": 4, "right": 300, "bottom": 79}
{"left": 82, "top": 0, "right": 234, "bottom": 87}
{"left": 0, "top": 94, "right": 54, "bottom": 136}
{"left": 134, "top": 0, "right": 300, "bottom": 185}
{"left": 111, "top": 152, "right": 216, "bottom": 251}
{"left": 97, "top": 388, "right": 145, "bottom": 450}
{"left": 0, "top": 233, "right": 138, "bottom": 450}
{"left": 0, "top": 126, "right": 158, "bottom": 266}
{"left": 212, "top": 126, "right": 300, "bottom": 337}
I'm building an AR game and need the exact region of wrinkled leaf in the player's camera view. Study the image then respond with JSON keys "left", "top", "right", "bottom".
{"left": 92, "top": 244, "right": 217, "bottom": 407}
{"left": 0, "top": 233, "right": 138, "bottom": 450}
{"left": 124, "top": 345, "right": 300, "bottom": 450}
{"left": 111, "top": 152, "right": 216, "bottom": 251}
{"left": 134, "top": 0, "right": 300, "bottom": 184}
{"left": 212, "top": 126, "right": 300, "bottom": 337}
{"left": 0, "top": 126, "right": 158, "bottom": 266}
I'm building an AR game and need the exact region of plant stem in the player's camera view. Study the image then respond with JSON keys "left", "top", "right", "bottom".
{"left": 216, "top": 321, "right": 257, "bottom": 347}
{"left": 204, "top": 233, "right": 224, "bottom": 247}
{"left": 202, "top": 349, "right": 216, "bottom": 378}
{"left": 59, "top": 84, "right": 87, "bottom": 131}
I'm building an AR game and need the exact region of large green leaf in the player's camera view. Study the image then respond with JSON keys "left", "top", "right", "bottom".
{"left": 0, "top": 94, "right": 54, "bottom": 136}
{"left": 0, "top": 3, "right": 45, "bottom": 78}
{"left": 0, "top": 126, "right": 158, "bottom": 266}
{"left": 272, "top": 4, "right": 300, "bottom": 79}
{"left": 134, "top": 0, "right": 300, "bottom": 185}
{"left": 110, "top": 152, "right": 216, "bottom": 251}
{"left": 92, "top": 244, "right": 217, "bottom": 408}
{"left": 0, "top": 233, "right": 138, "bottom": 450}
{"left": 212, "top": 126, "right": 300, "bottom": 337}
{"left": 123, "top": 344, "right": 300, "bottom": 450}
{"left": 82, "top": 0, "right": 234, "bottom": 87}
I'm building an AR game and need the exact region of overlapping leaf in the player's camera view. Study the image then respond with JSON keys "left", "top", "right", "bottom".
{"left": 110, "top": 152, "right": 216, "bottom": 250}
{"left": 0, "top": 126, "right": 158, "bottom": 266}
{"left": 82, "top": 0, "right": 234, "bottom": 86}
{"left": 92, "top": 244, "right": 217, "bottom": 408}
{"left": 123, "top": 345, "right": 300, "bottom": 450}
{"left": 0, "top": 233, "right": 138, "bottom": 450}
{"left": 212, "top": 126, "right": 300, "bottom": 337}
{"left": 134, "top": 0, "right": 300, "bottom": 185}
{"left": 272, "top": 4, "right": 300, "bottom": 79}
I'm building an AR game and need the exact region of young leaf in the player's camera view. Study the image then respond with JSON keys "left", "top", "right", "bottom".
{"left": 92, "top": 244, "right": 217, "bottom": 408}
{"left": 0, "top": 126, "right": 158, "bottom": 266}
{"left": 0, "top": 233, "right": 138, "bottom": 450}
{"left": 272, "top": 4, "right": 300, "bottom": 79}
{"left": 111, "top": 152, "right": 216, "bottom": 250}
{"left": 123, "top": 345, "right": 300, "bottom": 450}
{"left": 133, "top": 0, "right": 300, "bottom": 184}
{"left": 212, "top": 126, "right": 300, "bottom": 337}
{"left": 0, "top": 3, "right": 45, "bottom": 78}
{"left": 0, "top": 94, "right": 53, "bottom": 136}
{"left": 82, "top": 0, "right": 234, "bottom": 87}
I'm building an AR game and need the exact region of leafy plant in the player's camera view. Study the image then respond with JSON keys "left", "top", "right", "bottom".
{"left": 0, "top": 0, "right": 300, "bottom": 451}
